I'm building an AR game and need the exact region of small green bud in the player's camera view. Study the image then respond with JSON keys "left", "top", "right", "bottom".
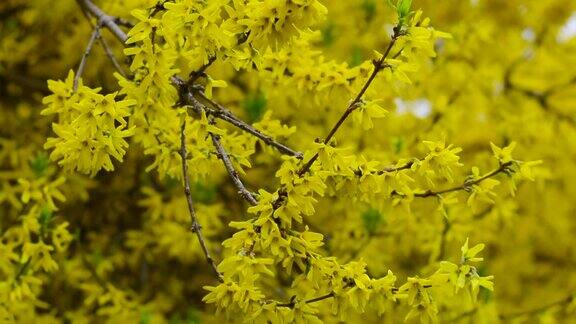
{"left": 397, "top": 0, "right": 413, "bottom": 18}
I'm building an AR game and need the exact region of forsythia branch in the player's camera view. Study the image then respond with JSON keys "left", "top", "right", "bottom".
{"left": 180, "top": 118, "right": 223, "bottom": 282}
{"left": 297, "top": 25, "right": 403, "bottom": 177}
{"left": 74, "top": 23, "right": 101, "bottom": 92}
{"left": 187, "top": 56, "right": 217, "bottom": 85}
{"left": 404, "top": 161, "right": 514, "bottom": 198}
{"left": 277, "top": 291, "right": 336, "bottom": 308}
{"left": 77, "top": 0, "right": 128, "bottom": 43}
{"left": 211, "top": 134, "right": 258, "bottom": 205}
{"left": 78, "top": 4, "right": 127, "bottom": 78}
{"left": 181, "top": 88, "right": 261, "bottom": 205}
{"left": 377, "top": 158, "right": 418, "bottom": 174}
{"left": 195, "top": 90, "right": 303, "bottom": 159}
{"left": 77, "top": 0, "right": 302, "bottom": 163}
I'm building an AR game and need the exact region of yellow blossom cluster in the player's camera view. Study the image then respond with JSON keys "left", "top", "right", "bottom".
{"left": 1, "top": 0, "right": 575, "bottom": 323}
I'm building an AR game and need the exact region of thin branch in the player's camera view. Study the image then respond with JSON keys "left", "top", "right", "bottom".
{"left": 196, "top": 91, "right": 303, "bottom": 159}
{"left": 436, "top": 215, "right": 450, "bottom": 262}
{"left": 76, "top": 0, "right": 258, "bottom": 210}
{"left": 77, "top": 0, "right": 128, "bottom": 43}
{"left": 377, "top": 160, "right": 415, "bottom": 174}
{"left": 97, "top": 36, "right": 127, "bottom": 78}
{"left": 76, "top": 0, "right": 301, "bottom": 160}
{"left": 74, "top": 24, "right": 101, "bottom": 92}
{"left": 305, "top": 292, "right": 335, "bottom": 304}
{"left": 149, "top": 0, "right": 171, "bottom": 17}
{"left": 277, "top": 292, "right": 335, "bottom": 308}
{"left": 182, "top": 91, "right": 259, "bottom": 205}
{"left": 211, "top": 133, "right": 258, "bottom": 205}
{"left": 352, "top": 157, "right": 423, "bottom": 178}
{"left": 174, "top": 79, "right": 302, "bottom": 159}
{"left": 268, "top": 27, "right": 405, "bottom": 212}
{"left": 297, "top": 26, "right": 403, "bottom": 176}
{"left": 78, "top": 4, "right": 127, "bottom": 78}
{"left": 113, "top": 17, "right": 134, "bottom": 28}
{"left": 188, "top": 56, "right": 217, "bottom": 85}
{"left": 180, "top": 118, "right": 223, "bottom": 282}
{"left": 396, "top": 161, "right": 513, "bottom": 199}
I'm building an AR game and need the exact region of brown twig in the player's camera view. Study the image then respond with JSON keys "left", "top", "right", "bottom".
{"left": 276, "top": 291, "right": 335, "bottom": 308}
{"left": 377, "top": 159, "right": 416, "bottom": 174}
{"left": 97, "top": 36, "right": 127, "bottom": 78}
{"left": 268, "top": 26, "right": 405, "bottom": 213}
{"left": 188, "top": 56, "right": 217, "bottom": 85}
{"left": 195, "top": 91, "right": 303, "bottom": 159}
{"left": 74, "top": 24, "right": 101, "bottom": 92}
{"left": 175, "top": 75, "right": 302, "bottom": 158}
{"left": 113, "top": 17, "right": 134, "bottom": 28}
{"left": 297, "top": 26, "right": 403, "bottom": 177}
{"left": 182, "top": 90, "right": 259, "bottom": 205}
{"left": 180, "top": 118, "right": 223, "bottom": 282}
{"left": 353, "top": 158, "right": 418, "bottom": 177}
{"left": 78, "top": 4, "right": 127, "bottom": 78}
{"left": 211, "top": 133, "right": 258, "bottom": 205}
{"left": 78, "top": 0, "right": 301, "bottom": 160}
{"left": 396, "top": 161, "right": 513, "bottom": 199}
{"left": 77, "top": 0, "right": 128, "bottom": 43}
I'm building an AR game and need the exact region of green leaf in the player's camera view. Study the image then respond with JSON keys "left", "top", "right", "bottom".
{"left": 349, "top": 47, "right": 363, "bottom": 67}
{"left": 362, "top": 208, "right": 383, "bottom": 235}
{"left": 192, "top": 181, "right": 217, "bottom": 204}
{"left": 39, "top": 206, "right": 53, "bottom": 236}
{"left": 243, "top": 91, "right": 267, "bottom": 122}
{"left": 0, "top": 18, "right": 18, "bottom": 38}
{"left": 322, "top": 22, "right": 336, "bottom": 47}
{"left": 185, "top": 307, "right": 202, "bottom": 324}
{"left": 362, "top": 0, "right": 377, "bottom": 22}
{"left": 391, "top": 136, "right": 405, "bottom": 154}
{"left": 164, "top": 176, "right": 179, "bottom": 190}
{"left": 397, "top": 0, "right": 412, "bottom": 18}
{"left": 30, "top": 152, "right": 50, "bottom": 177}
{"left": 140, "top": 310, "right": 152, "bottom": 324}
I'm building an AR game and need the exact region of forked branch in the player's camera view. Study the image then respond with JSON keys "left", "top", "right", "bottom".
{"left": 77, "top": 0, "right": 128, "bottom": 43}
{"left": 182, "top": 88, "right": 258, "bottom": 206}
{"left": 74, "top": 23, "right": 101, "bottom": 92}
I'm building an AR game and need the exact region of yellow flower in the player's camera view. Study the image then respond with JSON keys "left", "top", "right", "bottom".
{"left": 204, "top": 78, "right": 228, "bottom": 99}
{"left": 52, "top": 222, "right": 73, "bottom": 252}
{"left": 22, "top": 241, "right": 58, "bottom": 273}
{"left": 490, "top": 142, "right": 517, "bottom": 164}
{"left": 460, "top": 238, "right": 485, "bottom": 263}
{"left": 353, "top": 99, "right": 388, "bottom": 130}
